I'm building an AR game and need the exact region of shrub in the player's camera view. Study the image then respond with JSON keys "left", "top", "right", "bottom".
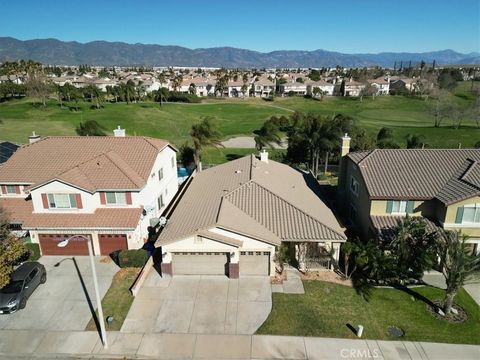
{"left": 167, "top": 92, "right": 201, "bottom": 103}
{"left": 118, "top": 249, "right": 148, "bottom": 268}
{"left": 26, "top": 243, "right": 41, "bottom": 261}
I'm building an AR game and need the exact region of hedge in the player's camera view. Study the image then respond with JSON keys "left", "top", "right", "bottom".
{"left": 26, "top": 243, "right": 41, "bottom": 261}
{"left": 118, "top": 249, "right": 148, "bottom": 268}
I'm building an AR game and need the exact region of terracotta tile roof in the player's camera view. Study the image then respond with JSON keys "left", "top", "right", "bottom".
{"left": 158, "top": 155, "right": 346, "bottom": 246}
{"left": 0, "top": 136, "right": 172, "bottom": 192}
{"left": 371, "top": 215, "right": 441, "bottom": 242}
{"left": 348, "top": 149, "right": 480, "bottom": 202}
{"left": 0, "top": 198, "right": 141, "bottom": 230}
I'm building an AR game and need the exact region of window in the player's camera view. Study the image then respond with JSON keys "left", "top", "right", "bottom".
{"left": 47, "top": 194, "right": 77, "bottom": 209}
{"left": 105, "top": 192, "right": 127, "bottom": 205}
{"left": 392, "top": 200, "right": 407, "bottom": 214}
{"left": 462, "top": 205, "right": 480, "bottom": 224}
{"left": 171, "top": 156, "right": 175, "bottom": 168}
{"left": 6, "top": 185, "right": 17, "bottom": 194}
{"left": 350, "top": 177, "right": 359, "bottom": 196}
{"left": 158, "top": 168, "right": 164, "bottom": 181}
{"left": 165, "top": 188, "right": 168, "bottom": 197}
{"left": 157, "top": 194, "right": 165, "bottom": 210}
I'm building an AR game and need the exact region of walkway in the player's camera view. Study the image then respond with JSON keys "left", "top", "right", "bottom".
{"left": 273, "top": 267, "right": 305, "bottom": 294}
{"left": 0, "top": 330, "right": 478, "bottom": 359}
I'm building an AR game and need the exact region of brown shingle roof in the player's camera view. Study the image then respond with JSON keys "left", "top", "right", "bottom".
{"left": 0, "top": 198, "right": 141, "bottom": 230}
{"left": 0, "top": 136, "right": 171, "bottom": 191}
{"left": 158, "top": 155, "right": 346, "bottom": 246}
{"left": 348, "top": 149, "right": 480, "bottom": 202}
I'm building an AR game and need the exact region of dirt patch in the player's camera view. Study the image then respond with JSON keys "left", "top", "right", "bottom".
{"left": 113, "top": 267, "right": 141, "bottom": 283}
{"left": 427, "top": 300, "right": 468, "bottom": 323}
{"left": 301, "top": 271, "right": 353, "bottom": 287}
{"left": 99, "top": 256, "right": 112, "bottom": 263}
{"left": 271, "top": 270, "right": 287, "bottom": 284}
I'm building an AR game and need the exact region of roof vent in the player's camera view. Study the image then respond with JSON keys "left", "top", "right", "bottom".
{"left": 235, "top": 170, "right": 242, "bottom": 174}
{"left": 28, "top": 131, "right": 41, "bottom": 144}
{"left": 113, "top": 126, "right": 126, "bottom": 137}
{"left": 260, "top": 149, "right": 269, "bottom": 163}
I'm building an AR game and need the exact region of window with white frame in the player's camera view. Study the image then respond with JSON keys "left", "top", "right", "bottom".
{"left": 462, "top": 204, "right": 480, "bottom": 224}
{"left": 350, "top": 176, "right": 359, "bottom": 196}
{"left": 5, "top": 185, "right": 17, "bottom": 194}
{"left": 171, "top": 156, "right": 175, "bottom": 168}
{"left": 47, "top": 194, "right": 77, "bottom": 209}
{"left": 392, "top": 200, "right": 407, "bottom": 214}
{"left": 158, "top": 167, "right": 164, "bottom": 181}
{"left": 105, "top": 192, "right": 127, "bottom": 205}
{"left": 157, "top": 194, "right": 165, "bottom": 210}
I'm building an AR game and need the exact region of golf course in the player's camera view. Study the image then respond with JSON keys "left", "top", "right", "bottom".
{"left": 0, "top": 82, "right": 478, "bottom": 163}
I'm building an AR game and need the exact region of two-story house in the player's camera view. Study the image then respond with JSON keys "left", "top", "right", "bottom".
{"left": 0, "top": 128, "right": 178, "bottom": 256}
{"left": 338, "top": 134, "right": 480, "bottom": 255}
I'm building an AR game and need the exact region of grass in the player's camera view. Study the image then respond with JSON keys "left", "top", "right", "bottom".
{"left": 85, "top": 267, "right": 140, "bottom": 332}
{"left": 257, "top": 281, "right": 480, "bottom": 344}
{"left": 1, "top": 82, "right": 478, "bottom": 159}
{"left": 201, "top": 147, "right": 286, "bottom": 165}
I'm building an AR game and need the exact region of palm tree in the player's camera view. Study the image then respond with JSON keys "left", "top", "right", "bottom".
{"left": 190, "top": 117, "right": 223, "bottom": 171}
{"left": 253, "top": 120, "right": 283, "bottom": 151}
{"left": 406, "top": 134, "right": 426, "bottom": 149}
{"left": 125, "top": 80, "right": 136, "bottom": 104}
{"left": 157, "top": 72, "right": 166, "bottom": 108}
{"left": 437, "top": 231, "right": 480, "bottom": 314}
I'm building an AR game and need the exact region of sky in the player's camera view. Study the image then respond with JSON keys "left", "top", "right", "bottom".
{"left": 1, "top": 0, "right": 479, "bottom": 54}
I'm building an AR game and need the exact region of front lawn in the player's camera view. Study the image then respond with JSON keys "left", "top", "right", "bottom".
{"left": 85, "top": 267, "right": 140, "bottom": 331}
{"left": 257, "top": 281, "right": 480, "bottom": 344}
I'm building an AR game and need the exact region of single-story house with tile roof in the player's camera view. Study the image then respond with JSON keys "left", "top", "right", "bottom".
{"left": 338, "top": 135, "right": 480, "bottom": 254}
{"left": 0, "top": 129, "right": 178, "bottom": 256}
{"left": 156, "top": 151, "right": 346, "bottom": 278}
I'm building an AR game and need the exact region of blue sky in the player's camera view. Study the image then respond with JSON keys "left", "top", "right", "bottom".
{"left": 1, "top": 0, "right": 479, "bottom": 54}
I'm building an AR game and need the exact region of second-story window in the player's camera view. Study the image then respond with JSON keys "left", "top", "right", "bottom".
{"left": 350, "top": 177, "right": 359, "bottom": 196}
{"left": 48, "top": 194, "right": 77, "bottom": 209}
{"left": 462, "top": 204, "right": 480, "bottom": 224}
{"left": 158, "top": 168, "right": 164, "bottom": 181}
{"left": 105, "top": 192, "right": 127, "bottom": 205}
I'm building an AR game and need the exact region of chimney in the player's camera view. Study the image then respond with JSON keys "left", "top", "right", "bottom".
{"left": 340, "top": 133, "right": 351, "bottom": 157}
{"left": 28, "top": 131, "right": 41, "bottom": 144}
{"left": 113, "top": 126, "right": 126, "bottom": 137}
{"left": 260, "top": 149, "right": 269, "bottom": 163}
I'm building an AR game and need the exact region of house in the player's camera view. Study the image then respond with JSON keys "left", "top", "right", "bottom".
{"left": 0, "top": 129, "right": 178, "bottom": 256}
{"left": 251, "top": 77, "right": 275, "bottom": 97}
{"left": 279, "top": 82, "right": 307, "bottom": 96}
{"left": 389, "top": 77, "right": 417, "bottom": 93}
{"left": 179, "top": 77, "right": 215, "bottom": 96}
{"left": 367, "top": 77, "right": 390, "bottom": 95}
{"left": 342, "top": 79, "right": 366, "bottom": 97}
{"left": 156, "top": 151, "right": 346, "bottom": 278}
{"left": 227, "top": 80, "right": 249, "bottom": 97}
{"left": 338, "top": 135, "right": 480, "bottom": 254}
{"left": 306, "top": 81, "right": 335, "bottom": 96}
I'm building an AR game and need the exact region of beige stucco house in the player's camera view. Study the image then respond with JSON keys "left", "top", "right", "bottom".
{"left": 156, "top": 151, "right": 346, "bottom": 278}
{"left": 338, "top": 135, "right": 480, "bottom": 254}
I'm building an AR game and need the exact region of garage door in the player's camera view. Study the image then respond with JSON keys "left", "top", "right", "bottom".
{"left": 99, "top": 234, "right": 128, "bottom": 255}
{"left": 172, "top": 252, "right": 228, "bottom": 275}
{"left": 39, "top": 234, "right": 90, "bottom": 256}
{"left": 240, "top": 251, "right": 270, "bottom": 275}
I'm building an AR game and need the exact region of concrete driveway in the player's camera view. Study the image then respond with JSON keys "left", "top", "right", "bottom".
{"left": 0, "top": 256, "right": 117, "bottom": 331}
{"left": 121, "top": 272, "right": 272, "bottom": 335}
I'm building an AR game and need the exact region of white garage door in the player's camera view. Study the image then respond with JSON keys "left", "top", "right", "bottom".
{"left": 172, "top": 252, "right": 228, "bottom": 275}
{"left": 240, "top": 251, "right": 270, "bottom": 276}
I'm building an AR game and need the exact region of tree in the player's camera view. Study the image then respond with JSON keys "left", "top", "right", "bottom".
{"left": 376, "top": 127, "right": 400, "bottom": 149}
{"left": 124, "top": 80, "right": 136, "bottom": 104}
{"left": 406, "top": 134, "right": 426, "bottom": 148}
{"left": 188, "top": 83, "right": 197, "bottom": 95}
{"left": 436, "top": 231, "right": 480, "bottom": 314}
{"left": 26, "top": 75, "right": 52, "bottom": 107}
{"left": 178, "top": 143, "right": 195, "bottom": 169}
{"left": 75, "top": 120, "right": 107, "bottom": 136}
{"left": 390, "top": 216, "right": 438, "bottom": 280}
{"left": 83, "top": 84, "right": 103, "bottom": 109}
{"left": 359, "top": 83, "right": 377, "bottom": 101}
{"left": 157, "top": 72, "right": 166, "bottom": 108}
{"left": 253, "top": 119, "right": 283, "bottom": 151}
{"left": 438, "top": 69, "right": 458, "bottom": 90}
{"left": 190, "top": 116, "right": 223, "bottom": 171}
{"left": 0, "top": 206, "right": 28, "bottom": 288}
{"left": 430, "top": 89, "right": 453, "bottom": 127}
{"left": 308, "top": 69, "right": 321, "bottom": 81}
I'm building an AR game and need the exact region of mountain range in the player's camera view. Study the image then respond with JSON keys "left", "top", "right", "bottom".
{"left": 0, "top": 37, "right": 478, "bottom": 68}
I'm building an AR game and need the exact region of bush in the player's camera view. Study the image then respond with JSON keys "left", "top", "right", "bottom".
{"left": 167, "top": 92, "right": 201, "bottom": 103}
{"left": 26, "top": 243, "right": 41, "bottom": 261}
{"left": 118, "top": 249, "right": 148, "bottom": 268}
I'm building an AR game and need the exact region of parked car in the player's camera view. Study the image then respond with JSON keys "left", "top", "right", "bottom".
{"left": 0, "top": 262, "right": 46, "bottom": 314}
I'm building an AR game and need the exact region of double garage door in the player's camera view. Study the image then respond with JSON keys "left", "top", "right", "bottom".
{"left": 171, "top": 251, "right": 270, "bottom": 276}
{"left": 38, "top": 234, "right": 127, "bottom": 256}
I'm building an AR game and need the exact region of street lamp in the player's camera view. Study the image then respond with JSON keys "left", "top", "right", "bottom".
{"left": 57, "top": 235, "right": 108, "bottom": 349}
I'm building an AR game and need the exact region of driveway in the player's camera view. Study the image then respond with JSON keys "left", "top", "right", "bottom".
{"left": 0, "top": 256, "right": 117, "bottom": 331}
{"left": 121, "top": 271, "right": 272, "bottom": 335}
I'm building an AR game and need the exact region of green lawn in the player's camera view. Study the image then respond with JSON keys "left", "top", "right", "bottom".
{"left": 1, "top": 82, "right": 478, "bottom": 155}
{"left": 85, "top": 267, "right": 140, "bottom": 331}
{"left": 257, "top": 281, "right": 480, "bottom": 344}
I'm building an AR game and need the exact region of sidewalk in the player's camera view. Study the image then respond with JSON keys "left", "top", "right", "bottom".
{"left": 0, "top": 330, "right": 479, "bottom": 359}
